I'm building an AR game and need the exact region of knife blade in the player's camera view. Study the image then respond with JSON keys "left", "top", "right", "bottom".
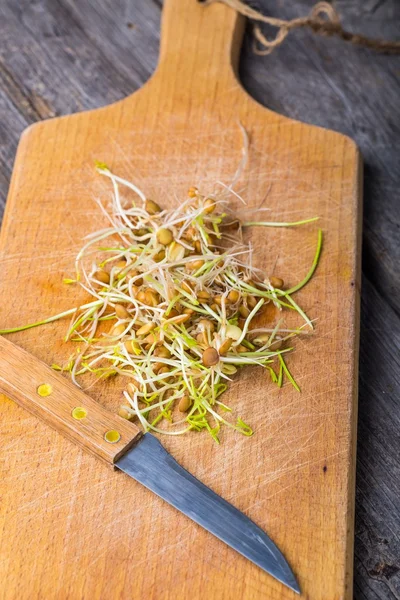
{"left": 117, "top": 433, "right": 300, "bottom": 594}
{"left": 0, "top": 335, "right": 299, "bottom": 594}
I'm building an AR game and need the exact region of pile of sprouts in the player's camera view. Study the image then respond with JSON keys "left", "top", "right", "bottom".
{"left": 1, "top": 158, "right": 322, "bottom": 442}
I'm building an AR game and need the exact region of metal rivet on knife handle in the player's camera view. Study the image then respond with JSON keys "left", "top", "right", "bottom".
{"left": 72, "top": 406, "right": 87, "bottom": 420}
{"left": 104, "top": 430, "right": 121, "bottom": 444}
{"left": 37, "top": 383, "right": 52, "bottom": 397}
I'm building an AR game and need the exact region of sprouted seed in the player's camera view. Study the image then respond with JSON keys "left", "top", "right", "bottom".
{"left": 0, "top": 159, "right": 322, "bottom": 443}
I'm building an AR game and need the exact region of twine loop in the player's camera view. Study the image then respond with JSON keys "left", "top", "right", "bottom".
{"left": 205, "top": 0, "right": 400, "bottom": 55}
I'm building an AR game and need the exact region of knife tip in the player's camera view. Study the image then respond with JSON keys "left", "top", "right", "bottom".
{"left": 288, "top": 578, "right": 301, "bottom": 595}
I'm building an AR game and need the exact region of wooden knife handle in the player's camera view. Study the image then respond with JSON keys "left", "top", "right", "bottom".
{"left": 0, "top": 335, "right": 142, "bottom": 465}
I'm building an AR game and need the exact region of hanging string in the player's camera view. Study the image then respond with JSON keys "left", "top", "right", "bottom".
{"left": 204, "top": 0, "right": 400, "bottom": 55}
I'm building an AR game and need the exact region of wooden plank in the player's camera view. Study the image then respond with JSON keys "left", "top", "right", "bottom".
{"left": 354, "top": 277, "right": 400, "bottom": 600}
{"left": 6, "top": 0, "right": 400, "bottom": 598}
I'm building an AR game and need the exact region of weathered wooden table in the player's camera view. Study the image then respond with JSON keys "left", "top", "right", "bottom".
{"left": 1, "top": 1, "right": 399, "bottom": 598}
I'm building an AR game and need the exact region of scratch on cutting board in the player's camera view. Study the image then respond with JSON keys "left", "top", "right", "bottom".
{"left": 104, "top": 125, "right": 350, "bottom": 197}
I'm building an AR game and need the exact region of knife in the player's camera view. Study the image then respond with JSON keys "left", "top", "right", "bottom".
{"left": 0, "top": 335, "right": 300, "bottom": 594}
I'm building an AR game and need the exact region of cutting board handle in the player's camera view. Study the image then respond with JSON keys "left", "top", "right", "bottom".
{"left": 155, "top": 0, "right": 244, "bottom": 89}
{"left": 0, "top": 335, "right": 142, "bottom": 466}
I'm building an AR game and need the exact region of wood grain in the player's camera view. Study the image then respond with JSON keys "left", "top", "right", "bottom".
{"left": 2, "top": 1, "right": 399, "bottom": 598}
{"left": 0, "top": 0, "right": 362, "bottom": 599}
{"left": 0, "top": 335, "right": 142, "bottom": 464}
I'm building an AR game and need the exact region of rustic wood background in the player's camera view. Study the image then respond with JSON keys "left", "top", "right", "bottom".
{"left": 0, "top": 0, "right": 399, "bottom": 598}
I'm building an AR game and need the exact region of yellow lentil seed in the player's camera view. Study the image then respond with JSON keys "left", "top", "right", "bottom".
{"left": 131, "top": 285, "right": 140, "bottom": 297}
{"left": 124, "top": 340, "right": 140, "bottom": 354}
{"left": 136, "top": 322, "right": 156, "bottom": 336}
{"left": 247, "top": 295, "right": 258, "bottom": 309}
{"left": 181, "top": 280, "right": 193, "bottom": 294}
{"left": 186, "top": 259, "right": 204, "bottom": 271}
{"left": 127, "top": 270, "right": 143, "bottom": 286}
{"left": 237, "top": 344, "right": 248, "bottom": 353}
{"left": 154, "top": 250, "right": 166, "bottom": 262}
{"left": 202, "top": 347, "right": 219, "bottom": 367}
{"left": 252, "top": 333, "right": 270, "bottom": 346}
{"left": 228, "top": 290, "right": 240, "bottom": 303}
{"left": 157, "top": 228, "right": 174, "bottom": 246}
{"left": 239, "top": 305, "right": 250, "bottom": 318}
{"left": 111, "top": 323, "right": 126, "bottom": 336}
{"left": 145, "top": 199, "right": 161, "bottom": 214}
{"left": 115, "top": 304, "right": 130, "bottom": 319}
{"left": 199, "top": 319, "right": 215, "bottom": 333}
{"left": 115, "top": 259, "right": 127, "bottom": 269}
{"left": 219, "top": 338, "right": 233, "bottom": 356}
{"left": 93, "top": 270, "right": 110, "bottom": 285}
{"left": 178, "top": 395, "right": 192, "bottom": 412}
{"left": 144, "top": 289, "right": 160, "bottom": 307}
{"left": 204, "top": 198, "right": 216, "bottom": 214}
{"left": 197, "top": 290, "right": 211, "bottom": 301}
{"left": 168, "top": 242, "right": 185, "bottom": 262}
{"left": 144, "top": 332, "right": 162, "bottom": 345}
{"left": 183, "top": 227, "right": 196, "bottom": 240}
{"left": 270, "top": 276, "right": 284, "bottom": 289}
{"left": 158, "top": 366, "right": 171, "bottom": 376}
{"left": 166, "top": 313, "right": 191, "bottom": 325}
{"left": 154, "top": 346, "right": 171, "bottom": 358}
{"left": 118, "top": 406, "right": 132, "bottom": 420}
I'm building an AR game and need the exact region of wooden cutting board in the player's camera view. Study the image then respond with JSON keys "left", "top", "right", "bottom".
{"left": 0, "top": 1, "right": 362, "bottom": 598}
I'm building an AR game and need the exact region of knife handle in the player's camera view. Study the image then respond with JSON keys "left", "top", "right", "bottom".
{"left": 0, "top": 335, "right": 142, "bottom": 465}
